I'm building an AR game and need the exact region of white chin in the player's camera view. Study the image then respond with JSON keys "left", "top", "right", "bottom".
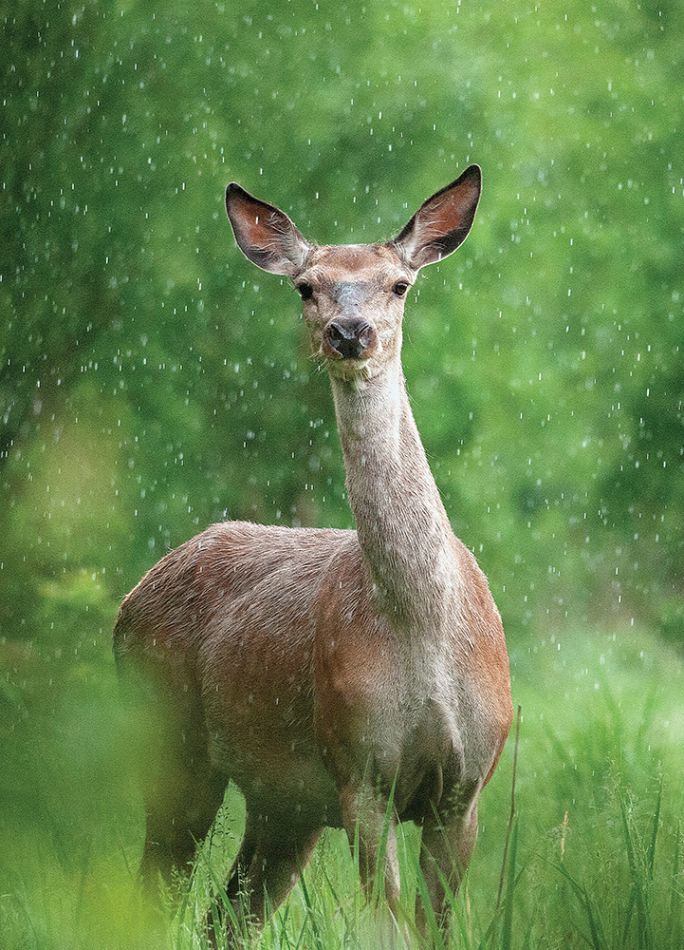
{"left": 327, "top": 358, "right": 373, "bottom": 381}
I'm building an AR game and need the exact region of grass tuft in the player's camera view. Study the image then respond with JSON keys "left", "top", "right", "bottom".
{"left": 1, "top": 626, "right": 682, "bottom": 948}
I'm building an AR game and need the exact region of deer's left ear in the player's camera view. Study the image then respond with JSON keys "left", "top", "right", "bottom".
{"left": 393, "top": 165, "right": 482, "bottom": 270}
{"left": 225, "top": 183, "right": 311, "bottom": 275}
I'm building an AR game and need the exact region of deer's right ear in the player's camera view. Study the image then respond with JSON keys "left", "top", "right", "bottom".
{"left": 392, "top": 165, "right": 482, "bottom": 270}
{"left": 225, "top": 183, "right": 311, "bottom": 275}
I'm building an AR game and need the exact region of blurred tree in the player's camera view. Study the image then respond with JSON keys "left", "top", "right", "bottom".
{"left": 1, "top": 0, "right": 681, "bottom": 652}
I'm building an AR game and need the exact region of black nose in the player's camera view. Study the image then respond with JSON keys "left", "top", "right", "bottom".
{"left": 325, "top": 319, "right": 374, "bottom": 359}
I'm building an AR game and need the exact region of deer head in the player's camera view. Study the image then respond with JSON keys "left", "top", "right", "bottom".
{"left": 225, "top": 166, "right": 481, "bottom": 381}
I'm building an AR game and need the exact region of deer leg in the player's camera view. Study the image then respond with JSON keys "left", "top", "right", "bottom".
{"left": 246, "top": 827, "right": 321, "bottom": 923}
{"left": 209, "top": 823, "right": 321, "bottom": 940}
{"left": 223, "top": 817, "right": 258, "bottom": 906}
{"left": 140, "top": 766, "right": 226, "bottom": 892}
{"left": 206, "top": 817, "right": 258, "bottom": 944}
{"left": 415, "top": 796, "right": 479, "bottom": 935}
{"left": 122, "top": 653, "right": 227, "bottom": 895}
{"left": 340, "top": 784, "right": 401, "bottom": 916}
{"left": 139, "top": 743, "right": 226, "bottom": 893}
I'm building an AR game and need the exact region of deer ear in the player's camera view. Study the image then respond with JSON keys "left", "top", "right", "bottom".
{"left": 225, "top": 183, "right": 311, "bottom": 275}
{"left": 393, "top": 165, "right": 482, "bottom": 270}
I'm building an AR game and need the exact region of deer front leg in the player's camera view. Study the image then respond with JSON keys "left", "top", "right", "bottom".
{"left": 416, "top": 795, "right": 479, "bottom": 936}
{"left": 340, "top": 783, "right": 401, "bottom": 915}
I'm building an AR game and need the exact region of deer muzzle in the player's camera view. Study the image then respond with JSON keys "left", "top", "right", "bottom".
{"left": 323, "top": 318, "right": 376, "bottom": 360}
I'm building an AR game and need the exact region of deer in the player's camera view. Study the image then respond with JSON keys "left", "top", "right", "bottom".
{"left": 113, "top": 164, "right": 512, "bottom": 940}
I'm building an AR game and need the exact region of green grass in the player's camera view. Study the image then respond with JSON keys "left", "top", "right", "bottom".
{"left": 1, "top": 625, "right": 682, "bottom": 948}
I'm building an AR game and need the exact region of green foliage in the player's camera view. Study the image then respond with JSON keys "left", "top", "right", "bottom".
{"left": 1, "top": 0, "right": 682, "bottom": 639}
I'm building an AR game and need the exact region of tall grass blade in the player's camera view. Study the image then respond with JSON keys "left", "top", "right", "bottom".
{"left": 319, "top": 863, "right": 360, "bottom": 949}
{"left": 413, "top": 864, "right": 445, "bottom": 950}
{"left": 496, "top": 704, "right": 522, "bottom": 912}
{"left": 619, "top": 795, "right": 652, "bottom": 950}
{"left": 276, "top": 902, "right": 294, "bottom": 950}
{"left": 298, "top": 870, "right": 324, "bottom": 950}
{"left": 500, "top": 815, "right": 518, "bottom": 950}
{"left": 292, "top": 913, "right": 310, "bottom": 950}
{"left": 668, "top": 821, "right": 682, "bottom": 950}
{"left": 647, "top": 778, "right": 662, "bottom": 881}
{"left": 554, "top": 861, "right": 606, "bottom": 950}
{"left": 452, "top": 886, "right": 474, "bottom": 950}
{"left": 370, "top": 782, "right": 397, "bottom": 908}
{"left": 621, "top": 889, "right": 635, "bottom": 949}
{"left": 203, "top": 855, "right": 243, "bottom": 949}
{"left": 174, "top": 869, "right": 194, "bottom": 950}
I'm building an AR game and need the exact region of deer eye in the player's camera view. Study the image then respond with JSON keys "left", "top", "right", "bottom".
{"left": 296, "top": 282, "right": 314, "bottom": 300}
{"left": 393, "top": 281, "right": 409, "bottom": 297}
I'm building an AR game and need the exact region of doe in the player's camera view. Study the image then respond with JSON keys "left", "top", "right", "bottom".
{"left": 114, "top": 165, "right": 512, "bottom": 937}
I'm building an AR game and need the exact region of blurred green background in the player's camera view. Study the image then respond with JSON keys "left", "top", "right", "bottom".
{"left": 1, "top": 1, "right": 682, "bottom": 947}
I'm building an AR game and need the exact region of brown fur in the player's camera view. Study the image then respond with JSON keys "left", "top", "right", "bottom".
{"left": 114, "top": 169, "right": 512, "bottom": 936}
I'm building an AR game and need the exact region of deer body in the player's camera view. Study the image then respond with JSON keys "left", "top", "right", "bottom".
{"left": 114, "top": 166, "right": 512, "bottom": 934}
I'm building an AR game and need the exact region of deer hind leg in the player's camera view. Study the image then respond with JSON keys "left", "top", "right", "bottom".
{"left": 205, "top": 817, "right": 258, "bottom": 944}
{"left": 223, "top": 816, "right": 259, "bottom": 908}
{"left": 140, "top": 749, "right": 227, "bottom": 893}
{"left": 135, "top": 676, "right": 227, "bottom": 893}
{"left": 209, "top": 819, "right": 320, "bottom": 939}
{"left": 246, "top": 826, "right": 321, "bottom": 923}
{"left": 415, "top": 791, "right": 479, "bottom": 935}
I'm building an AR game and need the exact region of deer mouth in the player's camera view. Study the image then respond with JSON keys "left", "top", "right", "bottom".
{"left": 322, "top": 352, "right": 373, "bottom": 382}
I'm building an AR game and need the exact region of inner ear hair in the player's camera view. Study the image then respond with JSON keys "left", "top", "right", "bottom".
{"left": 394, "top": 165, "right": 482, "bottom": 269}
{"left": 225, "top": 183, "right": 310, "bottom": 275}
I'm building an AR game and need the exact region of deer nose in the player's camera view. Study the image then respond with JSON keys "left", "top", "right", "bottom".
{"left": 324, "top": 319, "right": 375, "bottom": 360}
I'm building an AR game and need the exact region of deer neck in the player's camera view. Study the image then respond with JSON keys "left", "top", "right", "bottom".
{"left": 330, "top": 358, "right": 459, "bottom": 627}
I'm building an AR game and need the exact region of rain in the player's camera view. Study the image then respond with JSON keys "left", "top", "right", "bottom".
{"left": 1, "top": 1, "right": 682, "bottom": 947}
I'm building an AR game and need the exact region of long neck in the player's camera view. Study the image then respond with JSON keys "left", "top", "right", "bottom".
{"left": 330, "top": 359, "right": 459, "bottom": 627}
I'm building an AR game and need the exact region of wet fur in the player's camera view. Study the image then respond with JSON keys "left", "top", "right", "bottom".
{"left": 114, "top": 167, "right": 512, "bottom": 933}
